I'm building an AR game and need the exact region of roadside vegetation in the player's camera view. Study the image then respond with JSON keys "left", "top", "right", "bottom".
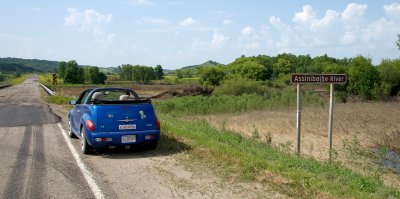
{"left": 0, "top": 73, "right": 29, "bottom": 87}
{"left": 159, "top": 115, "right": 399, "bottom": 198}
{"left": 155, "top": 88, "right": 324, "bottom": 116}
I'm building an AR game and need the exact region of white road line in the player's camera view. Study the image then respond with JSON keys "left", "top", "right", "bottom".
{"left": 57, "top": 123, "right": 105, "bottom": 199}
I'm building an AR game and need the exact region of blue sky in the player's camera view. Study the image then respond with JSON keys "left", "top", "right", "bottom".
{"left": 0, "top": 0, "right": 399, "bottom": 69}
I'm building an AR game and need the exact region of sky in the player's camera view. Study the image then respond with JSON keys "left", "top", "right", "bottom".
{"left": 0, "top": 0, "right": 400, "bottom": 69}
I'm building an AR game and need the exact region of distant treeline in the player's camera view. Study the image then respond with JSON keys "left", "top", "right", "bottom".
{"left": 58, "top": 60, "right": 107, "bottom": 84}
{"left": 193, "top": 54, "right": 400, "bottom": 101}
{"left": 118, "top": 64, "right": 164, "bottom": 84}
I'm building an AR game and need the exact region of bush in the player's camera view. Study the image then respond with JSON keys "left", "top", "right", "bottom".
{"left": 371, "top": 82, "right": 391, "bottom": 101}
{"left": 347, "top": 56, "right": 380, "bottom": 100}
{"left": 213, "top": 78, "right": 265, "bottom": 96}
{"left": 378, "top": 59, "right": 400, "bottom": 96}
{"left": 198, "top": 66, "right": 225, "bottom": 87}
{"left": 154, "top": 88, "right": 323, "bottom": 116}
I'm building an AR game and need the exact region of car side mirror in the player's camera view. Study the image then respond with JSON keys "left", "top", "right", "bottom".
{"left": 69, "top": 100, "right": 77, "bottom": 105}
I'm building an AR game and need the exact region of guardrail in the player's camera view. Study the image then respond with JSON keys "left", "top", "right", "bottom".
{"left": 40, "top": 83, "right": 56, "bottom": 96}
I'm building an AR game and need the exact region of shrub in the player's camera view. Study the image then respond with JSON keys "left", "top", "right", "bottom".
{"left": 347, "top": 56, "right": 380, "bottom": 100}
{"left": 198, "top": 66, "right": 225, "bottom": 87}
{"left": 213, "top": 78, "right": 265, "bottom": 96}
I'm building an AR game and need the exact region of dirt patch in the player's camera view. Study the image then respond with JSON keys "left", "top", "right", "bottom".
{"left": 53, "top": 84, "right": 211, "bottom": 100}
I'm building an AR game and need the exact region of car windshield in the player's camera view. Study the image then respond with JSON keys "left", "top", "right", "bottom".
{"left": 89, "top": 89, "right": 148, "bottom": 104}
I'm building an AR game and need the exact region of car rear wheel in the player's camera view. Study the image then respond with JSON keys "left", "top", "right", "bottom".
{"left": 145, "top": 141, "right": 158, "bottom": 150}
{"left": 68, "top": 119, "right": 77, "bottom": 138}
{"left": 81, "top": 127, "right": 93, "bottom": 154}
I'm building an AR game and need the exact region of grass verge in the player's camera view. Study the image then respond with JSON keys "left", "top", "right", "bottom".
{"left": 159, "top": 114, "right": 400, "bottom": 198}
{"left": 45, "top": 94, "right": 74, "bottom": 105}
{"left": 8, "top": 74, "right": 30, "bottom": 85}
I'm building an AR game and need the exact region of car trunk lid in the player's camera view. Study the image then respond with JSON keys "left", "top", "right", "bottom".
{"left": 95, "top": 103, "right": 157, "bottom": 132}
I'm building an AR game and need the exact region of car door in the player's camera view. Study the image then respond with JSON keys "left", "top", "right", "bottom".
{"left": 73, "top": 90, "right": 91, "bottom": 132}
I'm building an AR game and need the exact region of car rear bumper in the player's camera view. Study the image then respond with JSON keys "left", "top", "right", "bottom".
{"left": 86, "top": 130, "right": 160, "bottom": 147}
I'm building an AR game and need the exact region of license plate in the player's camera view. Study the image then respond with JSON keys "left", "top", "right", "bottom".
{"left": 119, "top": 124, "right": 136, "bottom": 130}
{"left": 121, "top": 135, "right": 136, "bottom": 143}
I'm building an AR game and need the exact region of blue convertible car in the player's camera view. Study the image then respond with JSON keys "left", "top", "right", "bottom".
{"left": 68, "top": 88, "right": 160, "bottom": 154}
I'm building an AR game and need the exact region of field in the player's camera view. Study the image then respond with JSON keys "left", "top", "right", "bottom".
{"left": 199, "top": 100, "right": 400, "bottom": 187}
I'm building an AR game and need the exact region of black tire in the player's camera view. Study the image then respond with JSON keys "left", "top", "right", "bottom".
{"left": 81, "top": 127, "right": 94, "bottom": 154}
{"left": 145, "top": 141, "right": 158, "bottom": 150}
{"left": 68, "top": 119, "right": 77, "bottom": 138}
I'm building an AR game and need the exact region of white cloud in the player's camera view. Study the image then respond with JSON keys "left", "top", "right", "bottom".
{"left": 64, "top": 8, "right": 115, "bottom": 47}
{"left": 223, "top": 19, "right": 233, "bottom": 26}
{"left": 293, "top": 5, "right": 316, "bottom": 24}
{"left": 269, "top": 16, "right": 290, "bottom": 31}
{"left": 245, "top": 42, "right": 261, "bottom": 49}
{"left": 142, "top": 18, "right": 170, "bottom": 26}
{"left": 212, "top": 31, "right": 228, "bottom": 47}
{"left": 340, "top": 31, "right": 358, "bottom": 45}
{"left": 260, "top": 2, "right": 400, "bottom": 61}
{"left": 311, "top": 10, "right": 340, "bottom": 30}
{"left": 179, "top": 17, "right": 197, "bottom": 27}
{"left": 361, "top": 17, "right": 398, "bottom": 49}
{"left": 241, "top": 26, "right": 255, "bottom": 37}
{"left": 384, "top": 3, "right": 400, "bottom": 21}
{"left": 341, "top": 3, "right": 367, "bottom": 25}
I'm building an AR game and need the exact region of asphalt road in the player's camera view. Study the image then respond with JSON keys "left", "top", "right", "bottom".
{"left": 0, "top": 75, "right": 95, "bottom": 199}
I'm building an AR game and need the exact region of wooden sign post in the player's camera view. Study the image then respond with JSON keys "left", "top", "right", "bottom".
{"left": 291, "top": 74, "right": 347, "bottom": 161}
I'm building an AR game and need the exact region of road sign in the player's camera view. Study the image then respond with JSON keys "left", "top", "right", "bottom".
{"left": 52, "top": 74, "right": 57, "bottom": 85}
{"left": 291, "top": 74, "right": 347, "bottom": 84}
{"left": 291, "top": 73, "right": 347, "bottom": 161}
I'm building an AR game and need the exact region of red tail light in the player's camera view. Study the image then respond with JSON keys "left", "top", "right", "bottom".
{"left": 86, "top": 120, "right": 95, "bottom": 131}
{"left": 156, "top": 117, "right": 160, "bottom": 129}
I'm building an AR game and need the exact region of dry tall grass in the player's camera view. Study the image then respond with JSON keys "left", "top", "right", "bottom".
{"left": 201, "top": 100, "right": 400, "bottom": 187}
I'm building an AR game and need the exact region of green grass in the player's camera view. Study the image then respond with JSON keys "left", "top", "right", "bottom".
{"left": 45, "top": 94, "right": 74, "bottom": 105}
{"left": 154, "top": 88, "right": 324, "bottom": 116}
{"left": 38, "top": 73, "right": 54, "bottom": 86}
{"left": 9, "top": 74, "right": 30, "bottom": 85}
{"left": 159, "top": 114, "right": 400, "bottom": 198}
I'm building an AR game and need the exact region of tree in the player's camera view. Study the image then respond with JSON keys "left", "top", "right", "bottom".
{"left": 347, "top": 56, "right": 380, "bottom": 99}
{"left": 120, "top": 64, "right": 133, "bottom": 81}
{"left": 175, "top": 69, "right": 183, "bottom": 79}
{"left": 154, "top": 65, "right": 164, "bottom": 80}
{"left": 379, "top": 59, "right": 400, "bottom": 95}
{"left": 88, "top": 67, "right": 107, "bottom": 84}
{"left": 132, "top": 65, "right": 155, "bottom": 84}
{"left": 63, "top": 60, "right": 85, "bottom": 84}
{"left": 198, "top": 66, "right": 225, "bottom": 87}
{"left": 58, "top": 61, "right": 66, "bottom": 79}
{"left": 78, "top": 67, "right": 85, "bottom": 83}
{"left": 228, "top": 59, "right": 267, "bottom": 81}
{"left": 64, "top": 60, "right": 79, "bottom": 84}
{"left": 154, "top": 65, "right": 163, "bottom": 79}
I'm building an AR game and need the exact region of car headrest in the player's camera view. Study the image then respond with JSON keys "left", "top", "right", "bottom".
{"left": 92, "top": 92, "right": 104, "bottom": 101}
{"left": 119, "top": 95, "right": 130, "bottom": 101}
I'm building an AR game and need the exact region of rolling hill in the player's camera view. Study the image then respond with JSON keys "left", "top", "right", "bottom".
{"left": 181, "top": 60, "right": 223, "bottom": 70}
{"left": 0, "top": 57, "right": 58, "bottom": 73}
